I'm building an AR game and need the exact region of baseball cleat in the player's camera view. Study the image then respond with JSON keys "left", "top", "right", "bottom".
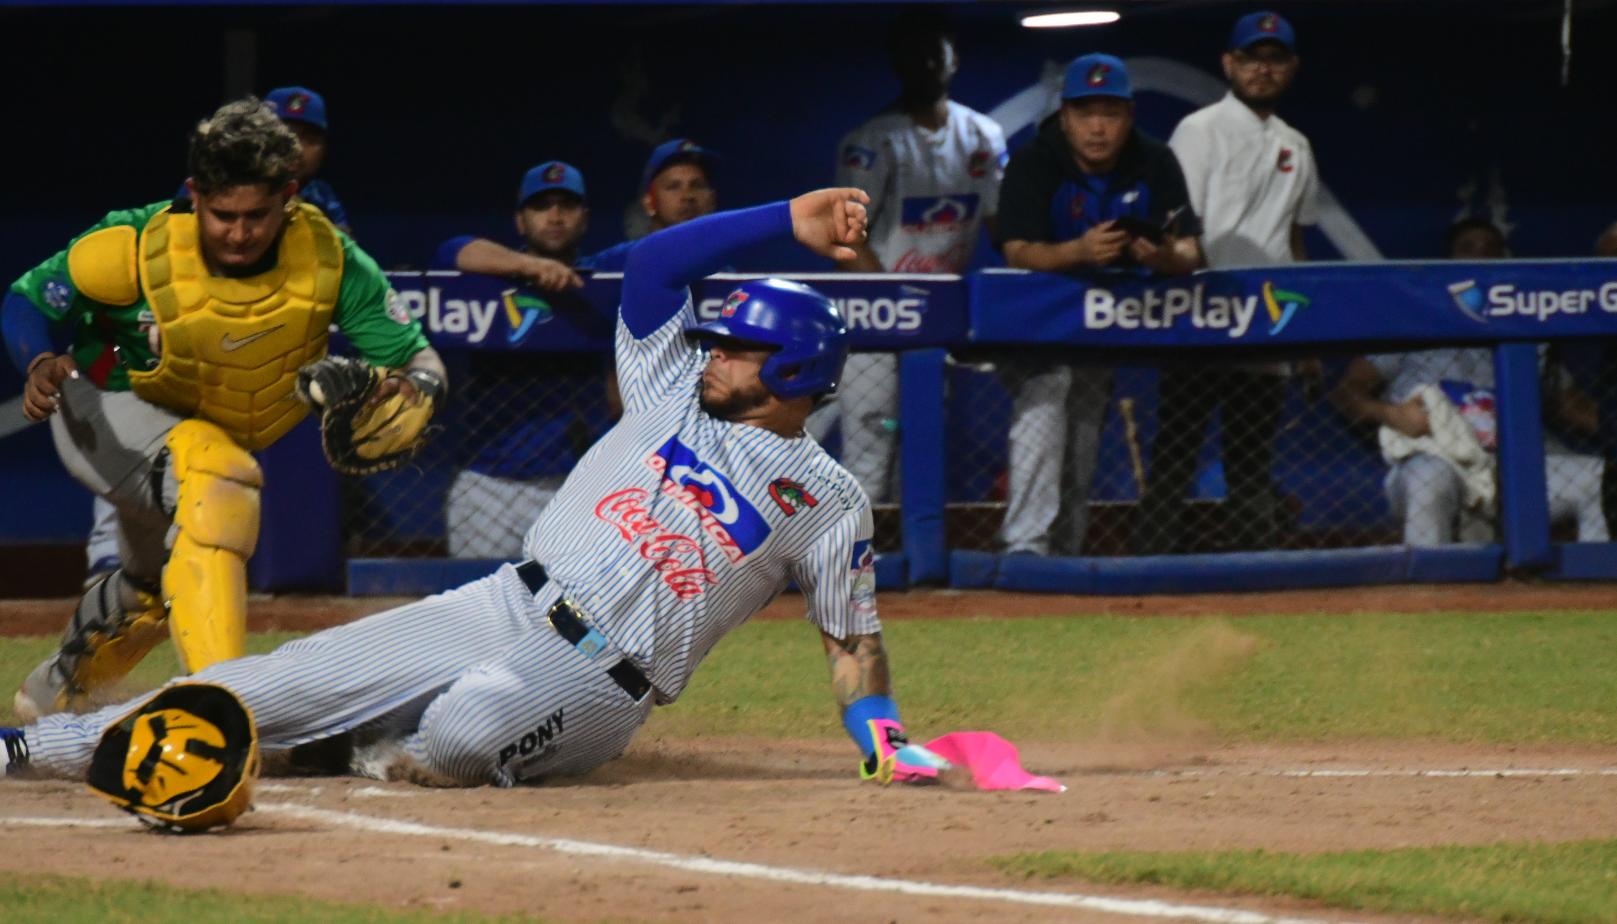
{"left": 1, "top": 727, "right": 28, "bottom": 776}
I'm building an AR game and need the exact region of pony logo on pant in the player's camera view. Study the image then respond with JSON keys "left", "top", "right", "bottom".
{"left": 645, "top": 437, "right": 771, "bottom": 563}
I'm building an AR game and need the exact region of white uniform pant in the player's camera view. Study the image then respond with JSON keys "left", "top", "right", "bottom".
{"left": 24, "top": 565, "right": 654, "bottom": 787}
{"left": 1385, "top": 452, "right": 1609, "bottom": 546}
{"left": 806, "top": 352, "right": 899, "bottom": 503}
{"left": 998, "top": 363, "right": 1112, "bottom": 555}
{"left": 446, "top": 469, "right": 566, "bottom": 560}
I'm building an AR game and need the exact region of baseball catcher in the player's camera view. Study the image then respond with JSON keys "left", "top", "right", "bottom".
{"left": 4, "top": 97, "right": 446, "bottom": 721}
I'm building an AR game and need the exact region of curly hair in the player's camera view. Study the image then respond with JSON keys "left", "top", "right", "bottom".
{"left": 187, "top": 97, "right": 301, "bottom": 195}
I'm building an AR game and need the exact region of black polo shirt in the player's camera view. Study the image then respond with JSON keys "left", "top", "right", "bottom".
{"left": 996, "top": 114, "right": 1200, "bottom": 270}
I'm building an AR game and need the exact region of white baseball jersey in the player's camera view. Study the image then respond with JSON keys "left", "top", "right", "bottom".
{"left": 1169, "top": 92, "right": 1319, "bottom": 269}
{"left": 525, "top": 299, "right": 880, "bottom": 702}
{"left": 835, "top": 100, "right": 1006, "bottom": 273}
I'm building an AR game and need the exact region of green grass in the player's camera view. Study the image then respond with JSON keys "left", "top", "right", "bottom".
{"left": 650, "top": 609, "right": 1617, "bottom": 744}
{"left": 0, "top": 872, "right": 573, "bottom": 924}
{"left": 7, "top": 610, "right": 1617, "bottom": 743}
{"left": 991, "top": 840, "right": 1617, "bottom": 924}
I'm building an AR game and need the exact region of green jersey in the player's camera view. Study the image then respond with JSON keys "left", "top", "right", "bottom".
{"left": 8, "top": 201, "right": 427, "bottom": 391}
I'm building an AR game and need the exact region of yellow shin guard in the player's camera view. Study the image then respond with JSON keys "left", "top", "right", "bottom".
{"left": 66, "top": 579, "right": 169, "bottom": 702}
{"left": 16, "top": 573, "right": 169, "bottom": 719}
{"left": 162, "top": 420, "right": 263, "bottom": 673}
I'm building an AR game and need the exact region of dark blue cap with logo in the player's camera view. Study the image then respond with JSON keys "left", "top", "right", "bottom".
{"left": 641, "top": 139, "right": 720, "bottom": 189}
{"left": 1229, "top": 11, "right": 1296, "bottom": 51}
{"left": 265, "top": 86, "right": 327, "bottom": 131}
{"left": 518, "top": 161, "right": 587, "bottom": 205}
{"left": 1062, "top": 53, "right": 1132, "bottom": 101}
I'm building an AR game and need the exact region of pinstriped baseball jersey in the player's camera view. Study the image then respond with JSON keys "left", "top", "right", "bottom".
{"left": 525, "top": 299, "right": 880, "bottom": 702}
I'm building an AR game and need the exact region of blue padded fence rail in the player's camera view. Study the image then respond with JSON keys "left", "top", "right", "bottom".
{"left": 949, "top": 546, "right": 1505, "bottom": 595}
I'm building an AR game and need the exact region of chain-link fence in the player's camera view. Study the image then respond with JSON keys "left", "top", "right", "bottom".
{"left": 941, "top": 342, "right": 1615, "bottom": 557}
{"left": 343, "top": 351, "right": 614, "bottom": 559}
{"left": 340, "top": 339, "right": 1615, "bottom": 565}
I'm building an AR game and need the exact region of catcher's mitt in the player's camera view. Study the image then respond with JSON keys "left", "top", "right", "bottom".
{"left": 295, "top": 356, "right": 445, "bottom": 476}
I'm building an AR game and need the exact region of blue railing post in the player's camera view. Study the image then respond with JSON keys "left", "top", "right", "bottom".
{"left": 899, "top": 349, "right": 948, "bottom": 584}
{"left": 1494, "top": 342, "right": 1552, "bottom": 569}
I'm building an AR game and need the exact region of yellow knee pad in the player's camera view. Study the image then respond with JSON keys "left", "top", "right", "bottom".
{"left": 163, "top": 420, "right": 263, "bottom": 673}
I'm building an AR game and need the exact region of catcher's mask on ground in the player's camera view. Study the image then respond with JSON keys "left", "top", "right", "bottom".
{"left": 86, "top": 683, "right": 260, "bottom": 833}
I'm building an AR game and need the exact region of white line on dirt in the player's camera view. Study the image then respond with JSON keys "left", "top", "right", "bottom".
{"left": 252, "top": 801, "right": 1363, "bottom": 924}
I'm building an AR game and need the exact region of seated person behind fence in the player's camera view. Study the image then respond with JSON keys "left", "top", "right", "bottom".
{"left": 434, "top": 161, "right": 612, "bottom": 559}
{"left": 1328, "top": 218, "right": 1608, "bottom": 545}
{"left": 992, "top": 53, "right": 1202, "bottom": 555}
{"left": 588, "top": 139, "right": 721, "bottom": 271}
{"left": 265, "top": 86, "right": 351, "bottom": 235}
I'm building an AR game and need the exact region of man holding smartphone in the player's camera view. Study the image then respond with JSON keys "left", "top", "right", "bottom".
{"left": 1131, "top": 12, "right": 1319, "bottom": 556}
{"left": 995, "top": 53, "right": 1201, "bottom": 555}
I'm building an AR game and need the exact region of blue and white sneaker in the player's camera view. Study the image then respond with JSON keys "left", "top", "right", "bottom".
{"left": 1, "top": 727, "right": 27, "bottom": 776}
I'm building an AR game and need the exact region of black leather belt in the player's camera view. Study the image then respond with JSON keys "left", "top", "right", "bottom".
{"left": 516, "top": 560, "right": 651, "bottom": 702}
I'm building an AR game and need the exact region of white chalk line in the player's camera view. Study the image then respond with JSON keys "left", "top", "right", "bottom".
{"left": 4, "top": 806, "right": 1361, "bottom": 924}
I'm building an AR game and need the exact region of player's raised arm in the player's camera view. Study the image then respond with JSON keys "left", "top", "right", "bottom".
{"left": 620, "top": 188, "right": 869, "bottom": 339}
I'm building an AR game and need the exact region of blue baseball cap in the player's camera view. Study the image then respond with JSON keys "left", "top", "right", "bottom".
{"left": 1061, "top": 53, "right": 1132, "bottom": 101}
{"left": 641, "top": 139, "right": 719, "bottom": 189}
{"left": 517, "top": 161, "right": 587, "bottom": 205}
{"left": 1229, "top": 11, "right": 1296, "bottom": 51}
{"left": 264, "top": 86, "right": 327, "bottom": 131}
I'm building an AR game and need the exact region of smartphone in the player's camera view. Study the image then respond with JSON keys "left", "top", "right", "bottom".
{"left": 1111, "top": 215, "right": 1166, "bottom": 244}
{"left": 1112, "top": 206, "right": 1186, "bottom": 245}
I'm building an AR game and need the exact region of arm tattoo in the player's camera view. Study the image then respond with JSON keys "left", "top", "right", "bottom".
{"left": 823, "top": 631, "right": 892, "bottom": 707}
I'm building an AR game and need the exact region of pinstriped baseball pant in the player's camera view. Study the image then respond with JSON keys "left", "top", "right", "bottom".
{"left": 24, "top": 564, "right": 653, "bottom": 787}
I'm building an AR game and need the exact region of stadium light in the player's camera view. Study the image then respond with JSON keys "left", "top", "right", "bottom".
{"left": 1021, "top": 10, "right": 1121, "bottom": 28}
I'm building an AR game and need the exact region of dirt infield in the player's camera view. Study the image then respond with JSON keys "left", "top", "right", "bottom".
{"left": 4, "top": 584, "right": 1615, "bottom": 922}
{"left": 4, "top": 738, "right": 1615, "bottom": 923}
{"left": 3, "top": 580, "right": 1615, "bottom": 638}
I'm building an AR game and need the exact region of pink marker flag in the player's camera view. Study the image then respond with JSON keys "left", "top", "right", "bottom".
{"left": 921, "top": 731, "right": 1066, "bottom": 793}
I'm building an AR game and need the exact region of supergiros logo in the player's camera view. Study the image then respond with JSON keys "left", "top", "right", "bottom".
{"left": 1445, "top": 279, "right": 1617, "bottom": 323}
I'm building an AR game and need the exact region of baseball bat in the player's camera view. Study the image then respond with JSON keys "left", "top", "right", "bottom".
{"left": 1118, "top": 397, "right": 1146, "bottom": 497}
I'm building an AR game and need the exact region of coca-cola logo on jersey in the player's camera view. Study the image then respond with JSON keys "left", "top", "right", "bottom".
{"left": 594, "top": 488, "right": 719, "bottom": 599}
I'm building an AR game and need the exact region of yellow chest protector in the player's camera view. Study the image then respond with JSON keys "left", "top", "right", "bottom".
{"left": 125, "top": 203, "right": 344, "bottom": 450}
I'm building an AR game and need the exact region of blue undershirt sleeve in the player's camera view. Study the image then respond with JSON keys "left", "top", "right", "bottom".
{"left": 432, "top": 235, "right": 479, "bottom": 271}
{"left": 2, "top": 290, "right": 58, "bottom": 374}
{"left": 620, "top": 201, "right": 793, "bottom": 339}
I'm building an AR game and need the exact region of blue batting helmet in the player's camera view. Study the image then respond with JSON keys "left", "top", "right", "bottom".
{"left": 686, "top": 279, "right": 849, "bottom": 400}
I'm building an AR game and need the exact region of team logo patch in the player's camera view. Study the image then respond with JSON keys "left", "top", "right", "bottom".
{"left": 42, "top": 279, "right": 72, "bottom": 310}
{"left": 502, "top": 288, "right": 552, "bottom": 343}
{"left": 284, "top": 93, "right": 310, "bottom": 115}
{"left": 967, "top": 150, "right": 992, "bottom": 179}
{"left": 1261, "top": 280, "right": 1311, "bottom": 336}
{"left": 385, "top": 289, "right": 412, "bottom": 325}
{"left": 1440, "top": 381, "right": 1498, "bottom": 451}
{"left": 1447, "top": 279, "right": 1488, "bottom": 323}
{"left": 720, "top": 289, "right": 750, "bottom": 318}
{"left": 850, "top": 539, "right": 877, "bottom": 619}
{"left": 679, "top": 139, "right": 701, "bottom": 152}
{"left": 842, "top": 144, "right": 877, "bottom": 170}
{"left": 1069, "top": 195, "right": 1086, "bottom": 219}
{"left": 543, "top": 162, "right": 567, "bottom": 184}
{"left": 1258, "top": 13, "right": 1279, "bottom": 33}
{"left": 1277, "top": 147, "right": 1295, "bottom": 173}
{"left": 645, "top": 436, "right": 771, "bottom": 562}
{"left": 1087, "top": 63, "right": 1111, "bottom": 86}
{"left": 768, "top": 478, "right": 818, "bottom": 516}
{"left": 899, "top": 194, "right": 980, "bottom": 233}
